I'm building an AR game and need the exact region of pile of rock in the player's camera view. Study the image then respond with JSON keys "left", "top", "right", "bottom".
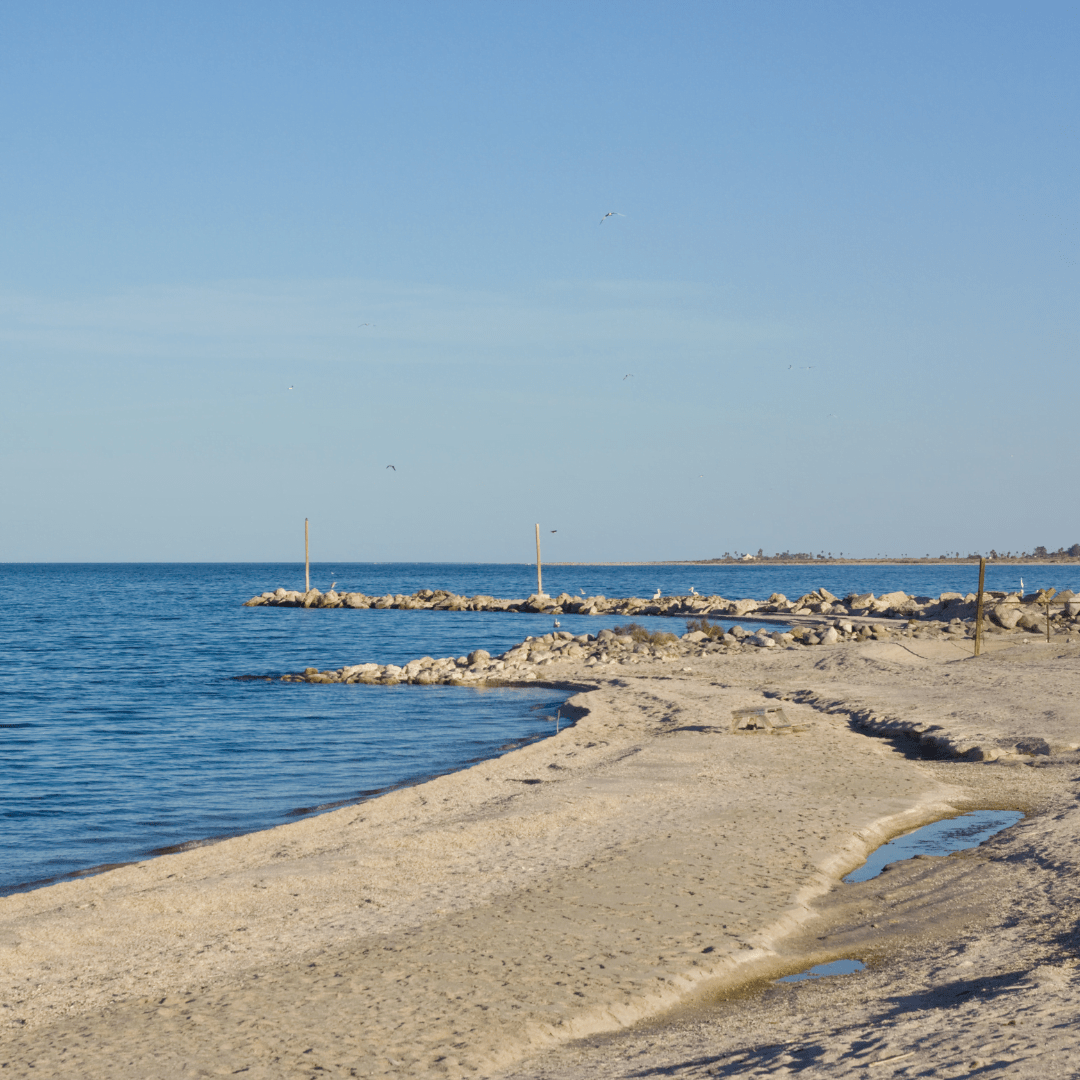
{"left": 244, "top": 585, "right": 1080, "bottom": 641}
{"left": 244, "top": 585, "right": 1020, "bottom": 620}
{"left": 272, "top": 618, "right": 977, "bottom": 686}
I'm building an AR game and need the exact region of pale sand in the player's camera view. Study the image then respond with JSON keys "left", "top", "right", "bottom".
{"left": 2, "top": 635, "right": 1079, "bottom": 1077}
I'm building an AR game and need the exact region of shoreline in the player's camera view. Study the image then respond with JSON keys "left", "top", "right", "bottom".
{"left": 4, "top": 633, "right": 1080, "bottom": 1077}
{"left": 547, "top": 558, "right": 1080, "bottom": 566}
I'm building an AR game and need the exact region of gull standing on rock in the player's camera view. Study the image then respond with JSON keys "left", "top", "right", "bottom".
{"left": 653, "top": 588, "right": 661, "bottom": 600}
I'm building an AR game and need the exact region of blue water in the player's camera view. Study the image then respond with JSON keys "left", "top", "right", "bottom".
{"left": 0, "top": 563, "right": 1059, "bottom": 897}
{"left": 843, "top": 810, "right": 1024, "bottom": 883}
{"left": 777, "top": 958, "right": 866, "bottom": 983}
{"left": 219, "top": 560, "right": 1074, "bottom": 601}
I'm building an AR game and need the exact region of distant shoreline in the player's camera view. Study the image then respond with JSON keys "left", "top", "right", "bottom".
{"left": 546, "top": 558, "right": 1080, "bottom": 567}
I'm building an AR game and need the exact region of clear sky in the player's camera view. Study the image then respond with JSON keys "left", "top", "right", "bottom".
{"left": 2, "top": 1, "right": 1077, "bottom": 562}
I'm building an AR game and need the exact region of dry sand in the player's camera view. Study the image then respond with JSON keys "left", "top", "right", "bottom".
{"left": 3, "top": 634, "right": 1079, "bottom": 1077}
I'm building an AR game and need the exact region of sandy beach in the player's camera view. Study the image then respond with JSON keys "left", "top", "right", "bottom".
{"left": 3, "top": 631, "right": 1080, "bottom": 1077}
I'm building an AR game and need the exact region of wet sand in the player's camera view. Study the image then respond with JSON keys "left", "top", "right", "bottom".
{"left": 3, "top": 635, "right": 1079, "bottom": 1077}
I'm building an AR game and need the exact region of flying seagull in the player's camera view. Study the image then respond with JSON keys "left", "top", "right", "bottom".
{"left": 288, "top": 385, "right": 294, "bottom": 390}
{"left": 386, "top": 465, "right": 396, "bottom": 471}
{"left": 358, "top": 323, "right": 375, "bottom": 327}
{"left": 623, "top": 374, "right": 633, "bottom": 380}
{"left": 550, "top": 529, "right": 557, "bottom": 533}
{"left": 579, "top": 588, "right": 586, "bottom": 595}
{"left": 600, "top": 212, "right": 625, "bottom": 224}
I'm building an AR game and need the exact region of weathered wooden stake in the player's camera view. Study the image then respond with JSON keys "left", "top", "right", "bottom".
{"left": 974, "top": 555, "right": 986, "bottom": 656}
{"left": 1046, "top": 600, "right": 1052, "bottom": 643}
{"left": 305, "top": 518, "right": 310, "bottom": 593}
{"left": 535, "top": 523, "right": 543, "bottom": 596}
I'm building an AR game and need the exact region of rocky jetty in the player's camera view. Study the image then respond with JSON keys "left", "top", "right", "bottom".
{"left": 243, "top": 584, "right": 1078, "bottom": 626}
{"left": 268, "top": 605, "right": 1080, "bottom": 686}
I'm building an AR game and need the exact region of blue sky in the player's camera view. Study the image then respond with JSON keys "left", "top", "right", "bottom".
{"left": 1, "top": 1, "right": 1077, "bottom": 561}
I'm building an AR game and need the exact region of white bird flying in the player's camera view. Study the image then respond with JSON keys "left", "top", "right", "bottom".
{"left": 600, "top": 212, "right": 625, "bottom": 224}
{"left": 386, "top": 465, "right": 396, "bottom": 471}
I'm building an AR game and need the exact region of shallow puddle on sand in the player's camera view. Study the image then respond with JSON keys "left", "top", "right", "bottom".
{"left": 844, "top": 810, "right": 1024, "bottom": 884}
{"left": 777, "top": 958, "right": 866, "bottom": 983}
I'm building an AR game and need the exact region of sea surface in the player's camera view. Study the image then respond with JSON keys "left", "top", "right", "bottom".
{"left": 2, "top": 561, "right": 1074, "bottom": 896}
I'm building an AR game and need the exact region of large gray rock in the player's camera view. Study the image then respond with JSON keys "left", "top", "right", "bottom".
{"left": 467, "top": 649, "right": 491, "bottom": 666}
{"left": 877, "top": 591, "right": 909, "bottom": 609}
{"left": 992, "top": 604, "right": 1023, "bottom": 629}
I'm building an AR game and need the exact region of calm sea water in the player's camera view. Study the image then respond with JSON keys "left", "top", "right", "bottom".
{"left": 1, "top": 562, "right": 1072, "bottom": 896}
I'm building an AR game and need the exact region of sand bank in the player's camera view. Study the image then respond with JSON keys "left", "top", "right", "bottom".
{"left": 3, "top": 635, "right": 1079, "bottom": 1077}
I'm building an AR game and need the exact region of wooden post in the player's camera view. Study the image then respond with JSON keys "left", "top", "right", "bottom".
{"left": 1046, "top": 600, "right": 1052, "bottom": 643}
{"left": 535, "top": 523, "right": 543, "bottom": 597}
{"left": 974, "top": 555, "right": 986, "bottom": 656}
{"left": 305, "top": 518, "right": 310, "bottom": 593}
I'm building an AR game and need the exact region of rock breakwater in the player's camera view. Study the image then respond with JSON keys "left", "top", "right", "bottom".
{"left": 244, "top": 584, "right": 1080, "bottom": 630}
{"left": 269, "top": 615, "right": 1003, "bottom": 686}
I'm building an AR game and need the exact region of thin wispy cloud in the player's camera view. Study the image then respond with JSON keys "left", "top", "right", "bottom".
{"left": 0, "top": 278, "right": 802, "bottom": 364}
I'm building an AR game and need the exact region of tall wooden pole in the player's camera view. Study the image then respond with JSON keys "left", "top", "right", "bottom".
{"left": 305, "top": 518, "right": 310, "bottom": 593}
{"left": 535, "top": 523, "right": 543, "bottom": 596}
{"left": 974, "top": 555, "right": 986, "bottom": 656}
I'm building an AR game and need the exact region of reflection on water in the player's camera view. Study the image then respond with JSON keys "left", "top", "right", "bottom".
{"left": 778, "top": 958, "right": 866, "bottom": 983}
{"left": 844, "top": 810, "right": 1024, "bottom": 883}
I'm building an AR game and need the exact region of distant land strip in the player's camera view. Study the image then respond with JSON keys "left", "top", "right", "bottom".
{"left": 546, "top": 556, "right": 1080, "bottom": 566}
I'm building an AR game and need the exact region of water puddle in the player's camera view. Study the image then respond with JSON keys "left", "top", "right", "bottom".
{"left": 777, "top": 958, "right": 866, "bottom": 983}
{"left": 844, "top": 810, "right": 1023, "bottom": 884}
